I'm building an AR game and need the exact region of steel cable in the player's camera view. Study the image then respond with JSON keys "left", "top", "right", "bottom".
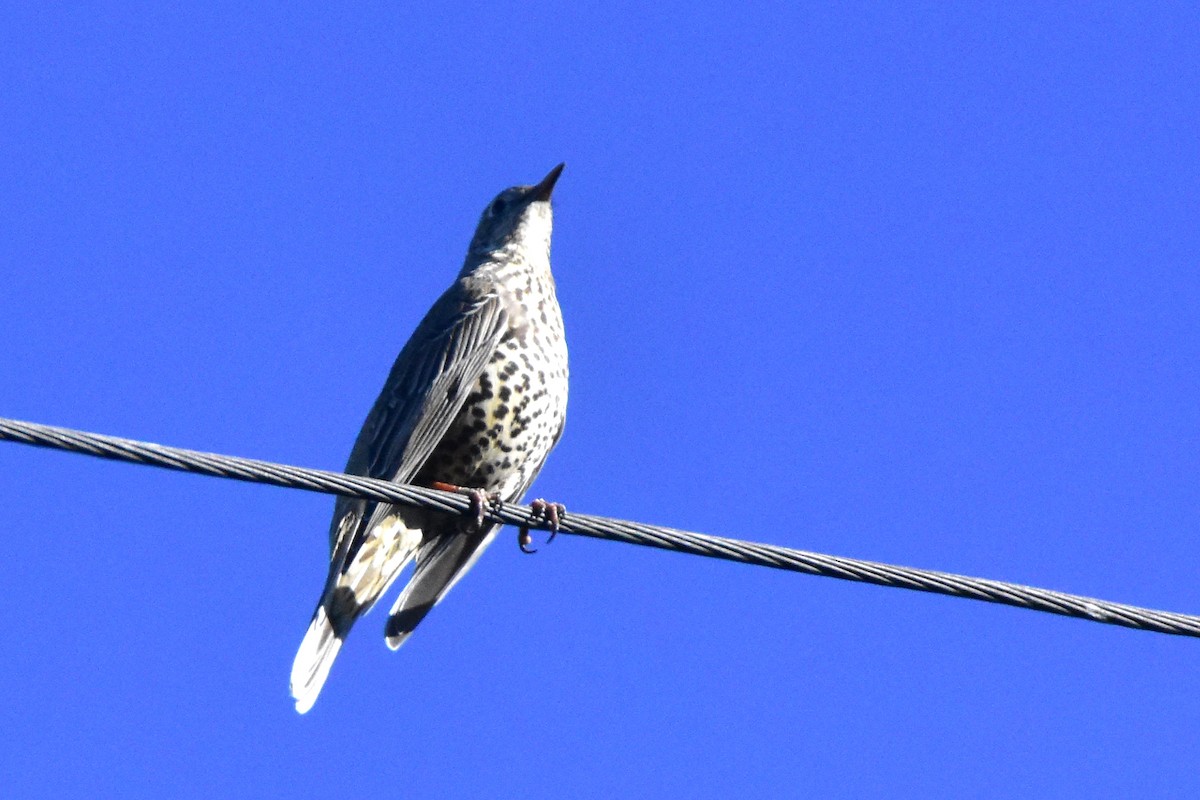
{"left": 1, "top": 415, "right": 1197, "bottom": 638}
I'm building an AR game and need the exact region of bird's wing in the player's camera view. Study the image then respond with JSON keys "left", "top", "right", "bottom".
{"left": 383, "top": 518, "right": 499, "bottom": 650}
{"left": 326, "top": 273, "right": 510, "bottom": 582}
{"left": 292, "top": 273, "right": 510, "bottom": 713}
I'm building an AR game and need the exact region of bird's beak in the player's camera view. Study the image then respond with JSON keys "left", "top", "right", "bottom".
{"left": 531, "top": 163, "right": 565, "bottom": 202}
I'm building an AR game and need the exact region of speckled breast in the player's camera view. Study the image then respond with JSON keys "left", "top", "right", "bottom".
{"left": 416, "top": 289, "right": 568, "bottom": 500}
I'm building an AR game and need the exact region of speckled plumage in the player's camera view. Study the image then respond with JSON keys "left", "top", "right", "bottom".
{"left": 290, "top": 165, "right": 569, "bottom": 714}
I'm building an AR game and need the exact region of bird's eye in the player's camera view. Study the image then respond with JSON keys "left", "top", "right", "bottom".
{"left": 490, "top": 197, "right": 508, "bottom": 216}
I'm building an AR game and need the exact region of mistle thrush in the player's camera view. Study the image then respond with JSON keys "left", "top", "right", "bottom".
{"left": 290, "top": 164, "right": 570, "bottom": 714}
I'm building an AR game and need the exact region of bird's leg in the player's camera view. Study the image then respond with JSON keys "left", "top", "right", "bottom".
{"left": 518, "top": 498, "right": 567, "bottom": 554}
{"left": 429, "top": 481, "right": 502, "bottom": 532}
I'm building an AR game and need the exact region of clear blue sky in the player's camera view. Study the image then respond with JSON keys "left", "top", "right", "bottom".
{"left": 1, "top": 4, "right": 1197, "bottom": 797}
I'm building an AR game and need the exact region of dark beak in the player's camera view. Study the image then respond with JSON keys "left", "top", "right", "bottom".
{"left": 530, "top": 163, "right": 565, "bottom": 202}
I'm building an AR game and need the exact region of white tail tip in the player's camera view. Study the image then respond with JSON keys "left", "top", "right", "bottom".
{"left": 290, "top": 606, "right": 343, "bottom": 714}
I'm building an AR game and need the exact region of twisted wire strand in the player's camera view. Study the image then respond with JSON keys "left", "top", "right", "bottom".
{"left": 1, "top": 415, "right": 1197, "bottom": 638}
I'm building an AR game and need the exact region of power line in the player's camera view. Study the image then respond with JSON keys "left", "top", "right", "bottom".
{"left": 1, "top": 415, "right": 1197, "bottom": 638}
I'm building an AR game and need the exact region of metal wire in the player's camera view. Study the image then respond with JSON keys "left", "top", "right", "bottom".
{"left": 1, "top": 415, "right": 1197, "bottom": 638}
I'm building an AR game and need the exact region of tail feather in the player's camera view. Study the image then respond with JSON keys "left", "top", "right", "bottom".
{"left": 291, "top": 510, "right": 424, "bottom": 713}
{"left": 291, "top": 606, "right": 344, "bottom": 714}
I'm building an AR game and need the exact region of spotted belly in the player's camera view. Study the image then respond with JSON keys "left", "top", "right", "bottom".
{"left": 415, "top": 342, "right": 568, "bottom": 500}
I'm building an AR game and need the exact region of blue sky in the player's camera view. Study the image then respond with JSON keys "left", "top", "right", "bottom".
{"left": 1, "top": 3, "right": 1197, "bottom": 797}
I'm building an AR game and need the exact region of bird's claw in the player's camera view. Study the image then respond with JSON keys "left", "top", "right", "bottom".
{"left": 518, "top": 528, "right": 538, "bottom": 554}
{"left": 432, "top": 482, "right": 503, "bottom": 532}
{"left": 465, "top": 488, "right": 503, "bottom": 532}
{"left": 518, "top": 498, "right": 566, "bottom": 554}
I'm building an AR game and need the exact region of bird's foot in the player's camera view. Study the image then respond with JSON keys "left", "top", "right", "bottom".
{"left": 518, "top": 498, "right": 567, "bottom": 554}
{"left": 430, "top": 481, "right": 502, "bottom": 532}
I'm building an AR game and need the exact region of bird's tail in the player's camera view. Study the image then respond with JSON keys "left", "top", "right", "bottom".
{"left": 291, "top": 509, "right": 425, "bottom": 713}
{"left": 290, "top": 605, "right": 344, "bottom": 714}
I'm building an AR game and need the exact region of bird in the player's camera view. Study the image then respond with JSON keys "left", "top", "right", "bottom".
{"left": 290, "top": 164, "right": 570, "bottom": 714}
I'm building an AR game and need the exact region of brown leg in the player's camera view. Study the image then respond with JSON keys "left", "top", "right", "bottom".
{"left": 518, "top": 498, "right": 567, "bottom": 554}
{"left": 430, "top": 481, "right": 502, "bottom": 532}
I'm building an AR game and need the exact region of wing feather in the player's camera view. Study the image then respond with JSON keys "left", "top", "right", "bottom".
{"left": 326, "top": 273, "right": 509, "bottom": 575}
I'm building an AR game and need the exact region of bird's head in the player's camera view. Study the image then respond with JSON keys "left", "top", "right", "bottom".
{"left": 465, "top": 163, "right": 564, "bottom": 263}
